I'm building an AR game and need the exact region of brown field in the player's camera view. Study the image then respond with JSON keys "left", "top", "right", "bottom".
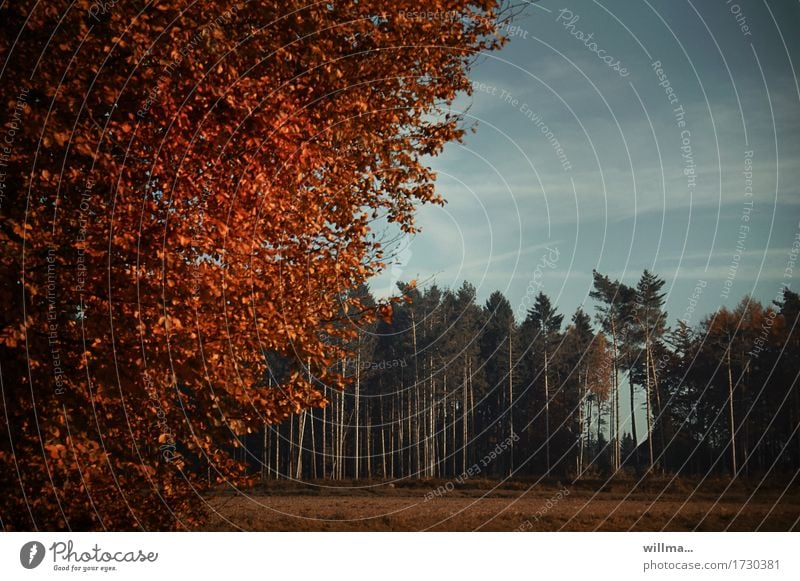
{"left": 202, "top": 477, "right": 800, "bottom": 531}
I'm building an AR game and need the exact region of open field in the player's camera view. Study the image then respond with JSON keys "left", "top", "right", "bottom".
{"left": 203, "top": 478, "right": 800, "bottom": 531}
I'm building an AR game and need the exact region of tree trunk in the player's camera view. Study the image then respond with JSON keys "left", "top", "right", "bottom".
{"left": 322, "top": 401, "right": 327, "bottom": 479}
{"left": 508, "top": 331, "right": 514, "bottom": 477}
{"left": 411, "top": 311, "right": 420, "bottom": 478}
{"left": 355, "top": 340, "right": 361, "bottom": 480}
{"left": 628, "top": 355, "right": 639, "bottom": 468}
{"left": 727, "top": 345, "right": 737, "bottom": 476}
{"left": 645, "top": 344, "right": 654, "bottom": 472}
{"left": 648, "top": 348, "right": 665, "bottom": 473}
{"left": 578, "top": 371, "right": 585, "bottom": 477}
{"left": 610, "top": 318, "right": 620, "bottom": 472}
{"left": 365, "top": 401, "right": 371, "bottom": 479}
{"left": 462, "top": 359, "right": 468, "bottom": 474}
{"left": 380, "top": 398, "right": 388, "bottom": 479}
{"left": 295, "top": 410, "right": 307, "bottom": 479}
{"left": 544, "top": 348, "right": 550, "bottom": 477}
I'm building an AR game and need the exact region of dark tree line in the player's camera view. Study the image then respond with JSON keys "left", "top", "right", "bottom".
{"left": 237, "top": 272, "right": 799, "bottom": 481}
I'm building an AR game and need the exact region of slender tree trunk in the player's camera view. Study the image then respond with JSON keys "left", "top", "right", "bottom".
{"left": 339, "top": 377, "right": 346, "bottom": 480}
{"left": 595, "top": 398, "right": 603, "bottom": 458}
{"left": 355, "top": 340, "right": 361, "bottom": 480}
{"left": 439, "top": 367, "right": 449, "bottom": 474}
{"left": 380, "top": 398, "right": 388, "bottom": 479}
{"left": 645, "top": 344, "right": 654, "bottom": 472}
{"left": 407, "top": 379, "right": 412, "bottom": 478}
{"left": 428, "top": 353, "right": 434, "bottom": 477}
{"left": 322, "top": 402, "right": 327, "bottom": 479}
{"left": 469, "top": 358, "right": 475, "bottom": 468}
{"left": 411, "top": 311, "right": 420, "bottom": 477}
{"left": 391, "top": 394, "right": 397, "bottom": 478}
{"left": 727, "top": 345, "right": 737, "bottom": 476}
{"left": 365, "top": 401, "right": 371, "bottom": 479}
{"left": 462, "top": 360, "right": 468, "bottom": 474}
{"left": 585, "top": 394, "right": 593, "bottom": 475}
{"left": 310, "top": 413, "right": 317, "bottom": 480}
{"left": 578, "top": 371, "right": 585, "bottom": 477}
{"left": 275, "top": 420, "right": 280, "bottom": 480}
{"left": 395, "top": 388, "right": 401, "bottom": 478}
{"left": 288, "top": 414, "right": 295, "bottom": 478}
{"left": 628, "top": 356, "right": 639, "bottom": 467}
{"left": 508, "top": 331, "right": 514, "bottom": 477}
{"left": 610, "top": 318, "right": 620, "bottom": 472}
{"left": 648, "top": 349, "right": 665, "bottom": 473}
{"left": 544, "top": 348, "right": 550, "bottom": 477}
{"left": 450, "top": 375, "right": 457, "bottom": 477}
{"left": 296, "top": 410, "right": 307, "bottom": 479}
{"left": 430, "top": 381, "right": 435, "bottom": 477}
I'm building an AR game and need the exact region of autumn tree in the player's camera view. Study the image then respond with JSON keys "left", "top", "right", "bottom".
{"left": 0, "top": 0, "right": 508, "bottom": 529}
{"left": 585, "top": 331, "right": 613, "bottom": 471}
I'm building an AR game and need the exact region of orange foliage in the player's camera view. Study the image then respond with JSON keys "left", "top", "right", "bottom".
{"left": 0, "top": 0, "right": 506, "bottom": 529}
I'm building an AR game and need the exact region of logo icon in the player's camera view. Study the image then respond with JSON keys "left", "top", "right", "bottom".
{"left": 20, "top": 541, "right": 46, "bottom": 569}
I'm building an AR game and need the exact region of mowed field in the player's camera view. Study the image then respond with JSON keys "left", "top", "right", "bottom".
{"left": 203, "top": 478, "right": 800, "bottom": 531}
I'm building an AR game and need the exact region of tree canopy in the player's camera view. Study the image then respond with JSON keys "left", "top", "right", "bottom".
{"left": 0, "top": 0, "right": 507, "bottom": 530}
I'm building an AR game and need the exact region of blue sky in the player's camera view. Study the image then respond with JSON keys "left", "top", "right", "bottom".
{"left": 370, "top": 0, "right": 800, "bottom": 330}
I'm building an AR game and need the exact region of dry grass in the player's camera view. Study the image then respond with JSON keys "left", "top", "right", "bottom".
{"left": 200, "top": 477, "right": 800, "bottom": 531}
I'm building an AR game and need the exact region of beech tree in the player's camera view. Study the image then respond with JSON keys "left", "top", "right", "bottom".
{"left": 0, "top": 0, "right": 507, "bottom": 529}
